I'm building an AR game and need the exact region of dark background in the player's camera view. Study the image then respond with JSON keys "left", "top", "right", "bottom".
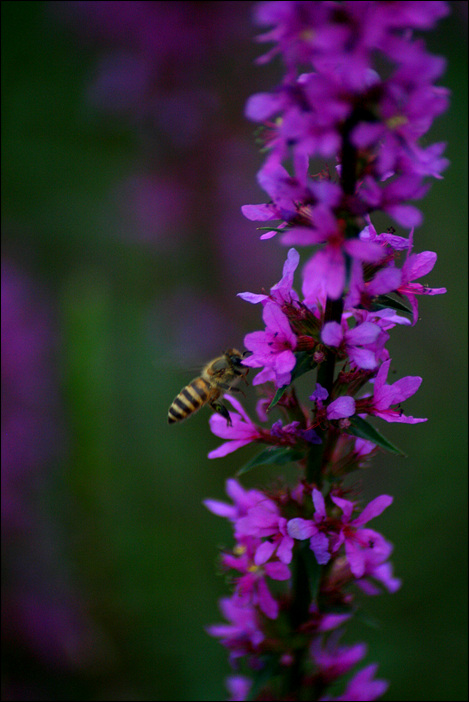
{"left": 2, "top": 2, "right": 467, "bottom": 700}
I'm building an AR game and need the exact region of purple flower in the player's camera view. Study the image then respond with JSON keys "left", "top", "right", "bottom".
{"left": 352, "top": 307, "right": 412, "bottom": 332}
{"left": 203, "top": 3, "right": 449, "bottom": 699}
{"left": 241, "top": 161, "right": 308, "bottom": 238}
{"left": 270, "top": 419, "right": 321, "bottom": 445}
{"left": 311, "top": 634, "right": 367, "bottom": 683}
{"left": 226, "top": 675, "right": 251, "bottom": 702}
{"left": 396, "top": 229, "right": 447, "bottom": 323}
{"left": 345, "top": 255, "right": 403, "bottom": 311}
{"left": 208, "top": 396, "right": 264, "bottom": 458}
{"left": 300, "top": 234, "right": 385, "bottom": 303}
{"left": 204, "top": 478, "right": 268, "bottom": 522}
{"left": 329, "top": 494, "right": 394, "bottom": 578}
{"left": 243, "top": 300, "right": 297, "bottom": 387}
{"left": 326, "top": 396, "right": 356, "bottom": 421}
{"left": 247, "top": 0, "right": 449, "bottom": 233}
{"left": 359, "top": 217, "right": 410, "bottom": 251}
{"left": 357, "top": 561, "right": 402, "bottom": 596}
{"left": 205, "top": 480, "right": 294, "bottom": 590}
{"left": 1, "top": 260, "right": 100, "bottom": 671}
{"left": 207, "top": 593, "right": 264, "bottom": 656}
{"left": 236, "top": 497, "right": 294, "bottom": 566}
{"left": 321, "top": 320, "right": 382, "bottom": 370}
{"left": 221, "top": 538, "right": 290, "bottom": 620}
{"left": 2, "top": 261, "right": 62, "bottom": 526}
{"left": 310, "top": 383, "right": 329, "bottom": 404}
{"left": 358, "top": 173, "right": 429, "bottom": 228}
{"left": 287, "top": 488, "right": 331, "bottom": 565}
{"left": 358, "top": 359, "right": 427, "bottom": 424}
{"left": 310, "top": 386, "right": 356, "bottom": 423}
{"left": 320, "top": 663, "right": 389, "bottom": 701}
{"left": 238, "top": 247, "right": 300, "bottom": 306}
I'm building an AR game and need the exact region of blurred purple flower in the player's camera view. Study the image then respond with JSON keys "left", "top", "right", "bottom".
{"left": 1, "top": 261, "right": 62, "bottom": 531}
{"left": 320, "top": 663, "right": 389, "bottom": 701}
{"left": 2, "top": 259, "right": 101, "bottom": 673}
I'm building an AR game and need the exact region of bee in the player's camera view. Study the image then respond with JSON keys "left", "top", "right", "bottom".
{"left": 168, "top": 348, "right": 249, "bottom": 426}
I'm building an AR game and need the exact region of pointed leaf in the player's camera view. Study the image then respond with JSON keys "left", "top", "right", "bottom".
{"left": 348, "top": 416, "right": 406, "bottom": 456}
{"left": 372, "top": 295, "right": 412, "bottom": 314}
{"left": 237, "top": 446, "right": 305, "bottom": 476}
{"left": 268, "top": 384, "right": 289, "bottom": 409}
{"left": 291, "top": 351, "right": 317, "bottom": 380}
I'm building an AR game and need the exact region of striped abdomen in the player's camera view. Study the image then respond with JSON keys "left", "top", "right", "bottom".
{"left": 168, "top": 377, "right": 213, "bottom": 424}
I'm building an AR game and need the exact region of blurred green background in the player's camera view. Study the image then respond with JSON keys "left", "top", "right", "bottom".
{"left": 2, "top": 2, "right": 467, "bottom": 700}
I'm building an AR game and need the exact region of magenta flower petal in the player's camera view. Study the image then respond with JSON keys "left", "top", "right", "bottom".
{"left": 287, "top": 518, "right": 317, "bottom": 540}
{"left": 321, "top": 321, "right": 343, "bottom": 347}
{"left": 345, "top": 540, "right": 366, "bottom": 578}
{"left": 264, "top": 561, "right": 291, "bottom": 581}
{"left": 241, "top": 203, "right": 278, "bottom": 221}
{"left": 312, "top": 488, "right": 327, "bottom": 520}
{"left": 327, "top": 396, "right": 356, "bottom": 420}
{"left": 204, "top": 499, "right": 238, "bottom": 519}
{"left": 237, "top": 291, "right": 268, "bottom": 304}
{"left": 245, "top": 92, "right": 283, "bottom": 121}
{"left": 331, "top": 495, "right": 355, "bottom": 521}
{"left": 310, "top": 532, "right": 331, "bottom": 565}
{"left": 208, "top": 439, "right": 254, "bottom": 459}
{"left": 257, "top": 578, "right": 278, "bottom": 619}
{"left": 346, "top": 323, "right": 381, "bottom": 346}
{"left": 352, "top": 496, "right": 393, "bottom": 527}
{"left": 254, "top": 540, "right": 276, "bottom": 565}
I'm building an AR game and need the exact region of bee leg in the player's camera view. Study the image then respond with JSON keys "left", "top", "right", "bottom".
{"left": 230, "top": 386, "right": 247, "bottom": 397}
{"left": 211, "top": 401, "right": 232, "bottom": 427}
{"left": 232, "top": 370, "right": 250, "bottom": 387}
{"left": 218, "top": 382, "right": 247, "bottom": 398}
{"left": 218, "top": 382, "right": 233, "bottom": 390}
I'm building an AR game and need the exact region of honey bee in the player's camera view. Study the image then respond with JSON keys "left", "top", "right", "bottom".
{"left": 168, "top": 348, "right": 249, "bottom": 426}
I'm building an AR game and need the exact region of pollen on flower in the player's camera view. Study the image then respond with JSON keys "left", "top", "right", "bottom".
{"left": 248, "top": 564, "right": 261, "bottom": 574}
{"left": 299, "top": 29, "right": 315, "bottom": 41}
{"left": 233, "top": 544, "right": 246, "bottom": 556}
{"left": 386, "top": 115, "right": 409, "bottom": 130}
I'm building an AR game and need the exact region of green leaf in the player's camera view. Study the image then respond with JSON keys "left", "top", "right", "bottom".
{"left": 372, "top": 294, "right": 412, "bottom": 314}
{"left": 268, "top": 352, "right": 316, "bottom": 409}
{"left": 292, "top": 351, "right": 317, "bottom": 380}
{"left": 237, "top": 446, "right": 304, "bottom": 476}
{"left": 348, "top": 416, "right": 406, "bottom": 456}
{"left": 268, "top": 384, "right": 289, "bottom": 409}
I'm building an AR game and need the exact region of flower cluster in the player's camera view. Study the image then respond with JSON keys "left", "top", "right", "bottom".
{"left": 243, "top": 0, "right": 450, "bottom": 301}
{"left": 205, "top": 477, "right": 398, "bottom": 700}
{"left": 204, "top": 3, "right": 449, "bottom": 700}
